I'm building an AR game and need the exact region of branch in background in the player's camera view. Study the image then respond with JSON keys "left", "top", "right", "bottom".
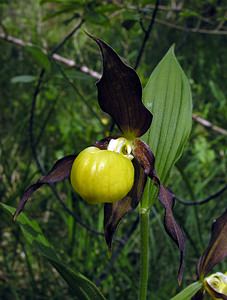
{"left": 134, "top": 0, "right": 159, "bottom": 69}
{"left": 0, "top": 31, "right": 101, "bottom": 79}
{"left": 193, "top": 114, "right": 227, "bottom": 136}
{"left": 176, "top": 184, "right": 227, "bottom": 206}
{"left": 156, "top": 19, "right": 227, "bottom": 35}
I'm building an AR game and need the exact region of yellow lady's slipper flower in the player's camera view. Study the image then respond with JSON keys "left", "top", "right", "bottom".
{"left": 70, "top": 139, "right": 134, "bottom": 204}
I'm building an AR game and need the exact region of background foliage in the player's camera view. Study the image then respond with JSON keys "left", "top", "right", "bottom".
{"left": 0, "top": 0, "right": 226, "bottom": 299}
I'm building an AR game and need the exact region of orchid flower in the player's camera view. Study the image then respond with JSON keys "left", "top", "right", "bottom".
{"left": 14, "top": 36, "right": 186, "bottom": 284}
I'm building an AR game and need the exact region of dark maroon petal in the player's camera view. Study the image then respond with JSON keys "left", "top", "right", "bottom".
{"left": 94, "top": 136, "right": 117, "bottom": 150}
{"left": 197, "top": 209, "right": 227, "bottom": 278}
{"left": 90, "top": 36, "right": 152, "bottom": 137}
{"left": 132, "top": 139, "right": 155, "bottom": 177}
{"left": 104, "top": 159, "right": 147, "bottom": 249}
{"left": 192, "top": 289, "right": 205, "bottom": 300}
{"left": 13, "top": 155, "right": 76, "bottom": 220}
{"left": 158, "top": 185, "right": 186, "bottom": 285}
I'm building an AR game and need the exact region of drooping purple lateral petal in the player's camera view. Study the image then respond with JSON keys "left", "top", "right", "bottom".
{"left": 197, "top": 209, "right": 227, "bottom": 278}
{"left": 91, "top": 36, "right": 152, "bottom": 137}
{"left": 13, "top": 155, "right": 76, "bottom": 220}
{"left": 104, "top": 159, "right": 147, "bottom": 249}
{"left": 132, "top": 139, "right": 155, "bottom": 177}
{"left": 133, "top": 139, "right": 186, "bottom": 284}
{"left": 158, "top": 185, "right": 185, "bottom": 285}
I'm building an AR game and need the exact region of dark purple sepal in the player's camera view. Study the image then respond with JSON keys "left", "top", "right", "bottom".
{"left": 197, "top": 209, "right": 227, "bottom": 278}
{"left": 14, "top": 154, "right": 76, "bottom": 220}
{"left": 95, "top": 136, "right": 117, "bottom": 150}
{"left": 104, "top": 159, "right": 147, "bottom": 249}
{"left": 91, "top": 36, "right": 152, "bottom": 137}
{"left": 192, "top": 289, "right": 205, "bottom": 300}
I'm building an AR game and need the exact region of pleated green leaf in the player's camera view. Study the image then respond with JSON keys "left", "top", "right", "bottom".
{"left": 171, "top": 281, "right": 203, "bottom": 300}
{"left": 141, "top": 46, "right": 192, "bottom": 282}
{"left": 143, "top": 45, "right": 192, "bottom": 186}
{"left": 1, "top": 203, "right": 106, "bottom": 300}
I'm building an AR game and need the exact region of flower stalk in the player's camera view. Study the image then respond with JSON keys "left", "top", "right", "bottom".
{"left": 139, "top": 207, "right": 150, "bottom": 300}
{"left": 139, "top": 182, "right": 151, "bottom": 300}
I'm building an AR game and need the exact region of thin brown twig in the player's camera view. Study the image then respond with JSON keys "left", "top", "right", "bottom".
{"left": 50, "top": 20, "right": 84, "bottom": 55}
{"left": 134, "top": 0, "right": 159, "bottom": 69}
{"left": 50, "top": 185, "right": 104, "bottom": 237}
{"left": 95, "top": 215, "right": 139, "bottom": 285}
{"left": 176, "top": 184, "right": 227, "bottom": 206}
{"left": 192, "top": 114, "right": 227, "bottom": 136}
{"left": 55, "top": 63, "right": 102, "bottom": 125}
{"left": 156, "top": 18, "right": 227, "bottom": 35}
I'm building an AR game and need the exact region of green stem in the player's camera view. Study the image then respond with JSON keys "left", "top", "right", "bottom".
{"left": 139, "top": 208, "right": 150, "bottom": 300}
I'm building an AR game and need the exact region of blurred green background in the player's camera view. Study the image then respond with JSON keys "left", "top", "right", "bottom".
{"left": 0, "top": 0, "right": 227, "bottom": 299}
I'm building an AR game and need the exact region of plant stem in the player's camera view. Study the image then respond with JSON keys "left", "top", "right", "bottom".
{"left": 139, "top": 208, "right": 150, "bottom": 300}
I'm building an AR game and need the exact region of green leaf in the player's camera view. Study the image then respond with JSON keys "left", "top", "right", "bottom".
{"left": 11, "top": 75, "right": 36, "bottom": 83}
{"left": 0, "top": 203, "right": 106, "bottom": 300}
{"left": 142, "top": 46, "right": 192, "bottom": 282}
{"left": 171, "top": 281, "right": 203, "bottom": 300}
{"left": 25, "top": 45, "right": 51, "bottom": 71}
{"left": 143, "top": 45, "right": 192, "bottom": 199}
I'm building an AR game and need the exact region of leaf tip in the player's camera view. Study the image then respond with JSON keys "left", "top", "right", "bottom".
{"left": 170, "top": 44, "right": 176, "bottom": 53}
{"left": 84, "top": 30, "right": 102, "bottom": 47}
{"left": 84, "top": 30, "right": 96, "bottom": 40}
{"left": 107, "top": 249, "right": 112, "bottom": 259}
{"left": 12, "top": 213, "right": 17, "bottom": 222}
